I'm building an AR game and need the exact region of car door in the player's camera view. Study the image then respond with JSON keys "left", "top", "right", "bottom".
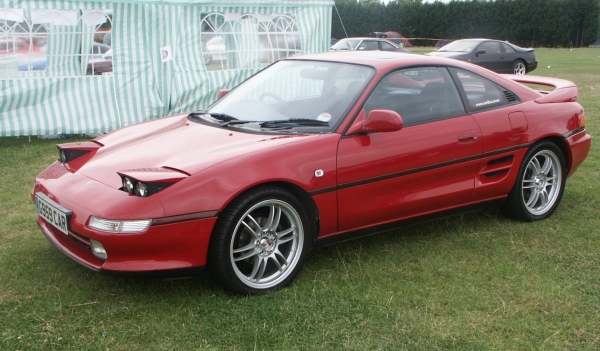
{"left": 500, "top": 43, "right": 518, "bottom": 73}
{"left": 336, "top": 67, "right": 483, "bottom": 232}
{"left": 448, "top": 67, "right": 528, "bottom": 202}
{"left": 471, "top": 41, "right": 504, "bottom": 72}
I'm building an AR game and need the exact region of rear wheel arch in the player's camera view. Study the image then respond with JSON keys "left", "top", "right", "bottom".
{"left": 542, "top": 136, "right": 571, "bottom": 173}
{"left": 503, "top": 138, "right": 567, "bottom": 221}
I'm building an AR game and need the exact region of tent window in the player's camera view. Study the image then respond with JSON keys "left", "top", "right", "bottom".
{"left": 0, "top": 8, "right": 112, "bottom": 79}
{"left": 200, "top": 12, "right": 301, "bottom": 71}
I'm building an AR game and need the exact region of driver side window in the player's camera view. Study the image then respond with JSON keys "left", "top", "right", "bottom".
{"left": 363, "top": 67, "right": 465, "bottom": 126}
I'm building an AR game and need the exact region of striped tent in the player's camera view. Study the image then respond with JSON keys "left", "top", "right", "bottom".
{"left": 0, "top": 0, "right": 333, "bottom": 136}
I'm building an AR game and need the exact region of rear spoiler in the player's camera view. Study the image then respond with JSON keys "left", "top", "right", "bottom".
{"left": 501, "top": 74, "right": 578, "bottom": 103}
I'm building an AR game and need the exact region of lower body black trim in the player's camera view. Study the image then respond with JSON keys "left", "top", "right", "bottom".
{"left": 315, "top": 198, "right": 506, "bottom": 248}
{"left": 100, "top": 266, "right": 205, "bottom": 279}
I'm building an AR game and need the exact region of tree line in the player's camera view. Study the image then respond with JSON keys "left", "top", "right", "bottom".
{"left": 332, "top": 0, "right": 600, "bottom": 47}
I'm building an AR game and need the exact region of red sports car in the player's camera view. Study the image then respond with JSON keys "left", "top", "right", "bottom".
{"left": 33, "top": 51, "right": 591, "bottom": 294}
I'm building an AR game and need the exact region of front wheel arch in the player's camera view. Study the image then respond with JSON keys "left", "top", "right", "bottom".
{"left": 207, "top": 184, "right": 317, "bottom": 294}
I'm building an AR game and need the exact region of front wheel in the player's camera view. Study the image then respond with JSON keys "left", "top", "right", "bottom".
{"left": 208, "top": 186, "right": 311, "bottom": 294}
{"left": 503, "top": 141, "right": 566, "bottom": 221}
{"left": 512, "top": 60, "right": 526, "bottom": 75}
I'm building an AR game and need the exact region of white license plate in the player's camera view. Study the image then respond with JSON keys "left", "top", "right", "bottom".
{"left": 36, "top": 192, "right": 72, "bottom": 235}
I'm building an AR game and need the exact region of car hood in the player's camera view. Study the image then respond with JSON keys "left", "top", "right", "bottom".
{"left": 80, "top": 114, "right": 320, "bottom": 188}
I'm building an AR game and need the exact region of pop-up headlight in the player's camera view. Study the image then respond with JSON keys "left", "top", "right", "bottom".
{"left": 118, "top": 168, "right": 188, "bottom": 197}
{"left": 56, "top": 142, "right": 102, "bottom": 172}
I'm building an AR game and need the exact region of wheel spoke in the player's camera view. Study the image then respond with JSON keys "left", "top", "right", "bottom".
{"left": 530, "top": 157, "right": 542, "bottom": 175}
{"left": 246, "top": 214, "right": 262, "bottom": 233}
{"left": 522, "top": 179, "right": 536, "bottom": 189}
{"left": 233, "top": 242, "right": 256, "bottom": 254}
{"left": 276, "top": 225, "right": 295, "bottom": 238}
{"left": 539, "top": 189, "right": 549, "bottom": 207}
{"left": 540, "top": 156, "right": 553, "bottom": 175}
{"left": 266, "top": 204, "right": 282, "bottom": 231}
{"left": 271, "top": 255, "right": 283, "bottom": 272}
{"left": 234, "top": 245, "right": 259, "bottom": 262}
{"left": 525, "top": 190, "right": 540, "bottom": 208}
{"left": 250, "top": 256, "right": 267, "bottom": 281}
{"left": 241, "top": 221, "right": 260, "bottom": 239}
{"left": 274, "top": 250, "right": 289, "bottom": 268}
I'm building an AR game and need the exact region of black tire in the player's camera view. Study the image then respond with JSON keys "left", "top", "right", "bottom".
{"left": 512, "top": 60, "right": 526, "bottom": 75}
{"left": 207, "top": 186, "right": 312, "bottom": 295}
{"left": 503, "top": 141, "right": 566, "bottom": 221}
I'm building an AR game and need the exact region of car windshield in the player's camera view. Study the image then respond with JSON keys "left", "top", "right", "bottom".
{"left": 331, "top": 39, "right": 361, "bottom": 51}
{"left": 205, "top": 60, "right": 374, "bottom": 132}
{"left": 437, "top": 40, "right": 480, "bottom": 53}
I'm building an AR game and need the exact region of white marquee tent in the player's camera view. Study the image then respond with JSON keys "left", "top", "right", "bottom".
{"left": 0, "top": 0, "right": 333, "bottom": 136}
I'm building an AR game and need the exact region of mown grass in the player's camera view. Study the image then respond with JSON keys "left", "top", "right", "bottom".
{"left": 1, "top": 48, "right": 599, "bottom": 350}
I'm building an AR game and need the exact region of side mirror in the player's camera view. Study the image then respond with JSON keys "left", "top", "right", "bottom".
{"left": 475, "top": 49, "right": 486, "bottom": 57}
{"left": 217, "top": 89, "right": 230, "bottom": 99}
{"left": 346, "top": 109, "right": 403, "bottom": 135}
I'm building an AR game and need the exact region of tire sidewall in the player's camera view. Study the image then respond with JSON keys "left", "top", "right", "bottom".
{"left": 506, "top": 141, "right": 566, "bottom": 221}
{"left": 207, "top": 186, "right": 312, "bottom": 295}
{"left": 512, "top": 60, "right": 526, "bottom": 75}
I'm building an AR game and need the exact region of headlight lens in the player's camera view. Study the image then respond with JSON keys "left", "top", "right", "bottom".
{"left": 57, "top": 147, "right": 90, "bottom": 164}
{"left": 89, "top": 216, "right": 152, "bottom": 233}
{"left": 123, "top": 177, "right": 134, "bottom": 194}
{"left": 134, "top": 182, "right": 148, "bottom": 197}
{"left": 59, "top": 149, "right": 67, "bottom": 163}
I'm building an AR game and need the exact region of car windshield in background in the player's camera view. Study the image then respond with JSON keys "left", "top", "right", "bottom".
{"left": 205, "top": 60, "right": 374, "bottom": 132}
{"left": 330, "top": 39, "right": 361, "bottom": 51}
{"left": 437, "top": 40, "right": 479, "bottom": 52}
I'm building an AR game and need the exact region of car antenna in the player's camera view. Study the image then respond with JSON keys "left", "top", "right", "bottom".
{"left": 333, "top": 3, "right": 349, "bottom": 38}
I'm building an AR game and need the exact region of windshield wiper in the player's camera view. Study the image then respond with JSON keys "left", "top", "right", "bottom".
{"left": 189, "top": 111, "right": 238, "bottom": 123}
{"left": 216, "top": 118, "right": 330, "bottom": 129}
{"left": 259, "top": 119, "right": 330, "bottom": 128}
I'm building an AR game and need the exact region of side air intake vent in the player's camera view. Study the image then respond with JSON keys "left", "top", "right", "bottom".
{"left": 504, "top": 90, "right": 519, "bottom": 103}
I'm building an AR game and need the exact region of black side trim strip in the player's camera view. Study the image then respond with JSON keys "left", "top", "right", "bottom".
{"left": 152, "top": 211, "right": 220, "bottom": 225}
{"left": 308, "top": 186, "right": 337, "bottom": 196}
{"left": 307, "top": 143, "right": 532, "bottom": 196}
{"left": 562, "top": 127, "right": 586, "bottom": 139}
{"left": 315, "top": 198, "right": 506, "bottom": 248}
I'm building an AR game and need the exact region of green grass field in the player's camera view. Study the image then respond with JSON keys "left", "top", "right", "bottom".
{"left": 1, "top": 48, "right": 599, "bottom": 350}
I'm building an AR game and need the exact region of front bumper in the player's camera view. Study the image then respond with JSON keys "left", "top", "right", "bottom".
{"left": 37, "top": 212, "right": 217, "bottom": 273}
{"left": 33, "top": 162, "right": 218, "bottom": 273}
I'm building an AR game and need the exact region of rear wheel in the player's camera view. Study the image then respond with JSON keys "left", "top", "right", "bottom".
{"left": 512, "top": 60, "right": 526, "bottom": 75}
{"left": 208, "top": 186, "right": 311, "bottom": 294}
{"left": 503, "top": 141, "right": 566, "bottom": 221}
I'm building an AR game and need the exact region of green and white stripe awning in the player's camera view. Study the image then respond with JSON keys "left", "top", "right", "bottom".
{"left": 0, "top": 0, "right": 332, "bottom": 136}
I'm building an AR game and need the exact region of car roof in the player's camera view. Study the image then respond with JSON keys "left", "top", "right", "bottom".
{"left": 289, "top": 51, "right": 456, "bottom": 68}
{"left": 339, "top": 37, "right": 391, "bottom": 41}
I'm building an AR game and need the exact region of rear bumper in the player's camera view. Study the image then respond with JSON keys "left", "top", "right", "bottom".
{"left": 565, "top": 128, "right": 592, "bottom": 177}
{"left": 527, "top": 61, "right": 538, "bottom": 73}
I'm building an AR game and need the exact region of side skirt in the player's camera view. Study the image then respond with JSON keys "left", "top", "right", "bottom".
{"left": 315, "top": 198, "right": 506, "bottom": 248}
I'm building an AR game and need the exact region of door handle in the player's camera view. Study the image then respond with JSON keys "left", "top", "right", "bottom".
{"left": 458, "top": 132, "right": 478, "bottom": 143}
